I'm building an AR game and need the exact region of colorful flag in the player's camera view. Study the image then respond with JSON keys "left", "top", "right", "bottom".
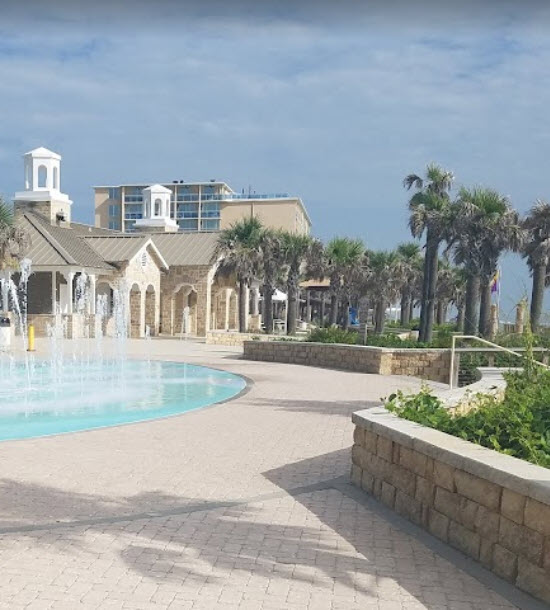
{"left": 490, "top": 269, "right": 500, "bottom": 294}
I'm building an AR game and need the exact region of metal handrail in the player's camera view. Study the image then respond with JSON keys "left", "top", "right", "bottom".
{"left": 449, "top": 334, "right": 550, "bottom": 389}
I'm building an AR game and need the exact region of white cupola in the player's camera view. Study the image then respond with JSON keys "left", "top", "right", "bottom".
{"left": 14, "top": 147, "right": 73, "bottom": 224}
{"left": 134, "top": 184, "right": 178, "bottom": 233}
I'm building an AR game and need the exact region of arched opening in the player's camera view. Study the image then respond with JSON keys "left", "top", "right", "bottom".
{"left": 145, "top": 285, "right": 156, "bottom": 336}
{"left": 154, "top": 198, "right": 162, "bottom": 216}
{"left": 129, "top": 283, "right": 142, "bottom": 338}
{"left": 37, "top": 165, "right": 47, "bottom": 188}
{"left": 96, "top": 282, "right": 113, "bottom": 316}
{"left": 172, "top": 284, "right": 197, "bottom": 336}
{"left": 53, "top": 166, "right": 58, "bottom": 189}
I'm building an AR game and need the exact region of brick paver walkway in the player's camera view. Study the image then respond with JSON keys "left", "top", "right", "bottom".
{"left": 0, "top": 339, "right": 519, "bottom": 609}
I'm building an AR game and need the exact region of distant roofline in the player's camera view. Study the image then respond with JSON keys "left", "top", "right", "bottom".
{"left": 94, "top": 181, "right": 233, "bottom": 190}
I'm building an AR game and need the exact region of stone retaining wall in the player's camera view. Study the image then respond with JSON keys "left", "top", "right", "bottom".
{"left": 351, "top": 407, "right": 550, "bottom": 604}
{"left": 243, "top": 340, "right": 452, "bottom": 383}
{"left": 207, "top": 331, "right": 289, "bottom": 347}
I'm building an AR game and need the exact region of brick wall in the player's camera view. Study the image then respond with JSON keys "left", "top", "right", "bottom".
{"left": 351, "top": 407, "right": 550, "bottom": 605}
{"left": 206, "top": 332, "right": 285, "bottom": 346}
{"left": 243, "top": 341, "right": 452, "bottom": 383}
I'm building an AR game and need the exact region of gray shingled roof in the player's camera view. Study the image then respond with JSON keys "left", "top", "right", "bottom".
{"left": 151, "top": 232, "right": 218, "bottom": 266}
{"left": 18, "top": 214, "right": 114, "bottom": 271}
{"left": 83, "top": 235, "right": 150, "bottom": 264}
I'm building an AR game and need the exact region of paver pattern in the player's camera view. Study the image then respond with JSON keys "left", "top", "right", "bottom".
{"left": 0, "top": 339, "right": 518, "bottom": 609}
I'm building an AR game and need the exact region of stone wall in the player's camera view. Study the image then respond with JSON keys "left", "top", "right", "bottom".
{"left": 206, "top": 331, "right": 285, "bottom": 347}
{"left": 243, "top": 341, "right": 452, "bottom": 383}
{"left": 351, "top": 407, "right": 550, "bottom": 605}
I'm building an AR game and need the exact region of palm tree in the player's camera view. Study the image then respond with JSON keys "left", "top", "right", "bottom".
{"left": 279, "top": 233, "right": 322, "bottom": 335}
{"left": 450, "top": 187, "right": 523, "bottom": 336}
{"left": 257, "top": 229, "right": 283, "bottom": 334}
{"left": 0, "top": 198, "right": 29, "bottom": 271}
{"left": 404, "top": 163, "right": 454, "bottom": 342}
{"left": 324, "top": 237, "right": 365, "bottom": 327}
{"left": 522, "top": 200, "right": 550, "bottom": 333}
{"left": 396, "top": 242, "right": 422, "bottom": 325}
{"left": 215, "top": 217, "right": 263, "bottom": 332}
{"left": 365, "top": 250, "right": 404, "bottom": 334}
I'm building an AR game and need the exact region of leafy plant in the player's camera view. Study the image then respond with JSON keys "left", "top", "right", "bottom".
{"left": 385, "top": 364, "right": 550, "bottom": 468}
{"left": 306, "top": 327, "right": 358, "bottom": 344}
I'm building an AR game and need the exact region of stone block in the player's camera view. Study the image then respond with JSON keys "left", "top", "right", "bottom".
{"left": 381, "top": 481, "right": 396, "bottom": 507}
{"left": 377, "top": 435, "right": 393, "bottom": 462}
{"left": 499, "top": 516, "right": 543, "bottom": 565}
{"left": 479, "top": 539, "right": 493, "bottom": 569}
{"left": 364, "top": 452, "right": 391, "bottom": 480}
{"left": 350, "top": 464, "right": 362, "bottom": 486}
{"left": 373, "top": 477, "right": 382, "bottom": 499}
{"left": 501, "top": 488, "right": 526, "bottom": 525}
{"left": 434, "top": 487, "right": 460, "bottom": 522}
{"left": 351, "top": 444, "right": 366, "bottom": 469}
{"left": 524, "top": 498, "right": 550, "bottom": 537}
{"left": 353, "top": 426, "right": 364, "bottom": 446}
{"left": 364, "top": 430, "right": 378, "bottom": 453}
{"left": 415, "top": 475, "right": 435, "bottom": 506}
{"left": 391, "top": 464, "right": 417, "bottom": 497}
{"left": 517, "top": 557, "right": 550, "bottom": 604}
{"left": 428, "top": 508, "right": 449, "bottom": 541}
{"left": 400, "top": 447, "right": 428, "bottom": 477}
{"left": 433, "top": 461, "right": 455, "bottom": 492}
{"left": 392, "top": 442, "right": 400, "bottom": 464}
{"left": 395, "top": 490, "right": 423, "bottom": 525}
{"left": 448, "top": 520, "right": 480, "bottom": 560}
{"left": 454, "top": 470, "right": 501, "bottom": 510}
{"left": 492, "top": 544, "right": 518, "bottom": 581}
{"left": 474, "top": 505, "right": 500, "bottom": 543}
{"left": 361, "top": 471, "right": 374, "bottom": 494}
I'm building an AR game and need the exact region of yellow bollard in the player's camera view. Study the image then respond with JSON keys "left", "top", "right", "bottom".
{"left": 28, "top": 324, "right": 35, "bottom": 352}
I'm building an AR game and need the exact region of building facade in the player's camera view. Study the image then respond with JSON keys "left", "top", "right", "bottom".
{"left": 4, "top": 147, "right": 278, "bottom": 339}
{"left": 94, "top": 181, "right": 311, "bottom": 235}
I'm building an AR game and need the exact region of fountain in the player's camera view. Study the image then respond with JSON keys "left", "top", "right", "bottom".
{"left": 0, "top": 263, "right": 245, "bottom": 441}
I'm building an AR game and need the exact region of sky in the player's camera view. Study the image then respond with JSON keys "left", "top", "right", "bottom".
{"left": 1, "top": 0, "right": 550, "bottom": 318}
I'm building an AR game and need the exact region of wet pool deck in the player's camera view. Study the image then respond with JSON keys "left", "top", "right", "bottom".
{"left": 0, "top": 338, "right": 530, "bottom": 609}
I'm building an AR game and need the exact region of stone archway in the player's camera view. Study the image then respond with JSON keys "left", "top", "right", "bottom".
{"left": 172, "top": 284, "right": 197, "bottom": 336}
{"left": 144, "top": 285, "right": 156, "bottom": 336}
{"left": 129, "top": 283, "right": 142, "bottom": 338}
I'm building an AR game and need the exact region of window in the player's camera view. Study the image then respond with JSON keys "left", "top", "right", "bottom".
{"left": 109, "top": 204, "right": 119, "bottom": 217}
{"left": 177, "top": 186, "right": 198, "bottom": 202}
{"left": 108, "top": 187, "right": 120, "bottom": 200}
{"left": 108, "top": 220, "right": 120, "bottom": 230}
{"left": 141, "top": 251, "right": 148, "bottom": 267}
{"left": 177, "top": 202, "right": 199, "bottom": 218}
{"left": 178, "top": 219, "right": 198, "bottom": 231}
{"left": 124, "top": 186, "right": 144, "bottom": 203}
{"left": 38, "top": 165, "right": 47, "bottom": 188}
{"left": 201, "top": 202, "right": 220, "bottom": 218}
{"left": 154, "top": 198, "right": 162, "bottom": 216}
{"left": 201, "top": 219, "right": 220, "bottom": 231}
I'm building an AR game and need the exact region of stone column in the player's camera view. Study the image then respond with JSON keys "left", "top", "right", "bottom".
{"left": 224, "top": 288, "right": 231, "bottom": 330}
{"left": 252, "top": 286, "right": 260, "bottom": 316}
{"left": 51, "top": 271, "right": 57, "bottom": 314}
{"left": 66, "top": 271, "right": 74, "bottom": 314}
{"left": 305, "top": 290, "right": 312, "bottom": 323}
{"left": 139, "top": 289, "right": 146, "bottom": 338}
{"left": 89, "top": 274, "right": 96, "bottom": 315}
{"left": 320, "top": 293, "right": 326, "bottom": 325}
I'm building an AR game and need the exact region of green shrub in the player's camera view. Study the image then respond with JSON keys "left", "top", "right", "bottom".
{"left": 385, "top": 365, "right": 550, "bottom": 468}
{"left": 306, "top": 327, "right": 358, "bottom": 344}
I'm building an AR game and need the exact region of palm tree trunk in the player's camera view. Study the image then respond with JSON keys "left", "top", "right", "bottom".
{"left": 409, "top": 299, "right": 414, "bottom": 323}
{"left": 478, "top": 280, "right": 492, "bottom": 337}
{"left": 320, "top": 296, "right": 326, "bottom": 326}
{"left": 423, "top": 234, "right": 439, "bottom": 343}
{"left": 263, "top": 283, "right": 274, "bottom": 334}
{"left": 329, "top": 295, "right": 338, "bottom": 326}
{"left": 400, "top": 291, "right": 410, "bottom": 326}
{"left": 238, "top": 279, "right": 247, "bottom": 333}
{"left": 464, "top": 274, "right": 480, "bottom": 335}
{"left": 287, "top": 280, "right": 298, "bottom": 335}
{"left": 530, "top": 261, "right": 546, "bottom": 333}
{"left": 418, "top": 244, "right": 431, "bottom": 342}
{"left": 457, "top": 301, "right": 465, "bottom": 332}
{"left": 377, "top": 299, "right": 386, "bottom": 334}
{"left": 436, "top": 301, "right": 444, "bottom": 325}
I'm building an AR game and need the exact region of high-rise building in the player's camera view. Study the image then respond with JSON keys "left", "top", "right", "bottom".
{"left": 94, "top": 181, "right": 311, "bottom": 235}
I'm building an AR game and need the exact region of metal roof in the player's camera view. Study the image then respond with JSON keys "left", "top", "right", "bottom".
{"left": 151, "top": 232, "right": 218, "bottom": 266}
{"left": 83, "top": 235, "right": 149, "bottom": 263}
{"left": 19, "top": 214, "right": 114, "bottom": 271}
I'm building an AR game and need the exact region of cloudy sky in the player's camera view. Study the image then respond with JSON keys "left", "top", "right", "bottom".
{"left": 1, "top": 0, "right": 550, "bottom": 316}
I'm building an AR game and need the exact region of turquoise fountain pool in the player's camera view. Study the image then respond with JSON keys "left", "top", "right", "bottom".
{"left": 0, "top": 359, "right": 246, "bottom": 441}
